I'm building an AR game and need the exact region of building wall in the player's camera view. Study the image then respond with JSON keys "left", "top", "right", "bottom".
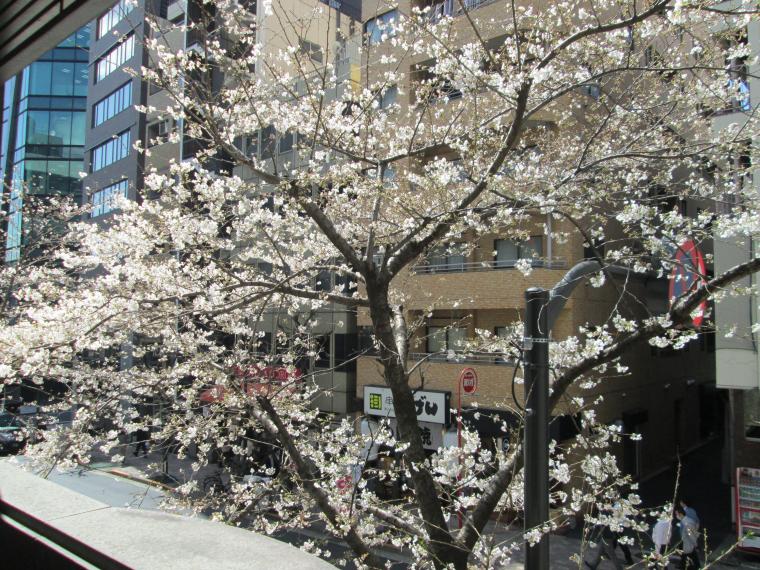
{"left": 353, "top": 0, "right": 717, "bottom": 481}
{"left": 82, "top": 0, "right": 149, "bottom": 208}
{"left": 230, "top": 0, "right": 363, "bottom": 415}
{"left": 1, "top": 28, "right": 91, "bottom": 261}
{"left": 711, "top": 12, "right": 760, "bottom": 525}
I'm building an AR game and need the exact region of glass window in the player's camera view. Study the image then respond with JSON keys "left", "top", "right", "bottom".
{"left": 58, "top": 34, "right": 76, "bottom": 49}
{"left": 261, "top": 125, "right": 276, "bottom": 159}
{"left": 47, "top": 161, "right": 72, "bottom": 194}
{"left": 93, "top": 82, "right": 132, "bottom": 127}
{"left": 377, "top": 85, "right": 398, "bottom": 109}
{"left": 76, "top": 27, "right": 91, "bottom": 49}
{"left": 91, "top": 179, "right": 128, "bottom": 217}
{"left": 50, "top": 111, "right": 73, "bottom": 146}
{"left": 313, "top": 335, "right": 331, "bottom": 369}
{"left": 29, "top": 62, "right": 52, "bottom": 95}
{"left": 26, "top": 111, "right": 50, "bottom": 145}
{"left": 279, "top": 131, "right": 294, "bottom": 153}
{"left": 246, "top": 132, "right": 259, "bottom": 158}
{"left": 71, "top": 112, "right": 86, "bottom": 146}
{"left": 95, "top": 35, "right": 135, "bottom": 82}
{"left": 427, "top": 326, "right": 447, "bottom": 353}
{"left": 74, "top": 63, "right": 88, "bottom": 97}
{"left": 91, "top": 130, "right": 130, "bottom": 172}
{"left": 448, "top": 327, "right": 467, "bottom": 351}
{"left": 494, "top": 239, "right": 518, "bottom": 267}
{"left": 426, "top": 243, "right": 465, "bottom": 272}
{"left": 520, "top": 236, "right": 543, "bottom": 260}
{"left": 14, "top": 112, "right": 27, "bottom": 150}
{"left": 365, "top": 10, "right": 398, "bottom": 45}
{"left": 494, "top": 237, "right": 543, "bottom": 266}
{"left": 427, "top": 245, "right": 447, "bottom": 268}
{"left": 51, "top": 63, "right": 75, "bottom": 96}
{"left": 98, "top": 0, "right": 135, "bottom": 39}
{"left": 68, "top": 160, "right": 83, "bottom": 182}
{"left": 426, "top": 326, "right": 467, "bottom": 353}
{"left": 19, "top": 68, "right": 29, "bottom": 98}
{"left": 24, "top": 160, "right": 48, "bottom": 193}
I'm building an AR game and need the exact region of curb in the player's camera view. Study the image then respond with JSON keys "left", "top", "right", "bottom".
{"left": 104, "top": 467, "right": 175, "bottom": 491}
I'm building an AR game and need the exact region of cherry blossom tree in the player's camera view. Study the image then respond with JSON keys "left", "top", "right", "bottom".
{"left": 1, "top": 0, "right": 758, "bottom": 567}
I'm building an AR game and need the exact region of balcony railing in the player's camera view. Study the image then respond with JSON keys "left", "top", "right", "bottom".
{"left": 410, "top": 258, "right": 567, "bottom": 274}
{"left": 408, "top": 352, "right": 517, "bottom": 365}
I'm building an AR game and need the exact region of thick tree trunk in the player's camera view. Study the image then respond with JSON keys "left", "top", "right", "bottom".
{"left": 365, "top": 276, "right": 468, "bottom": 568}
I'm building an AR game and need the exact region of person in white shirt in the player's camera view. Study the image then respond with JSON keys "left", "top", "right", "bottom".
{"left": 652, "top": 510, "right": 673, "bottom": 568}
{"left": 675, "top": 505, "right": 700, "bottom": 569}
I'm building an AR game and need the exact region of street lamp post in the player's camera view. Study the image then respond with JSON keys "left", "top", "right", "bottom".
{"left": 523, "top": 261, "right": 617, "bottom": 570}
{"left": 523, "top": 287, "right": 550, "bottom": 570}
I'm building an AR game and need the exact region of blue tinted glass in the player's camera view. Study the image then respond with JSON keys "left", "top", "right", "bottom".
{"left": 47, "top": 161, "right": 71, "bottom": 193}
{"left": 20, "top": 68, "right": 29, "bottom": 97}
{"left": 29, "top": 62, "right": 52, "bottom": 95}
{"left": 71, "top": 113, "right": 85, "bottom": 146}
{"left": 59, "top": 34, "right": 76, "bottom": 48}
{"left": 74, "top": 63, "right": 88, "bottom": 96}
{"left": 25, "top": 160, "right": 47, "bottom": 193}
{"left": 4, "top": 78, "right": 15, "bottom": 104}
{"left": 76, "top": 27, "right": 91, "bottom": 49}
{"left": 51, "top": 63, "right": 75, "bottom": 96}
{"left": 26, "top": 111, "right": 49, "bottom": 144}
{"left": 50, "top": 111, "right": 73, "bottom": 146}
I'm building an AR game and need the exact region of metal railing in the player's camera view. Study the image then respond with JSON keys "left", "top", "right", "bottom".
{"left": 408, "top": 352, "right": 517, "bottom": 366}
{"left": 411, "top": 258, "right": 567, "bottom": 274}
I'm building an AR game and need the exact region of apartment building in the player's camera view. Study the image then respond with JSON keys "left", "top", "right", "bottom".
{"left": 231, "top": 0, "right": 363, "bottom": 415}
{"left": 354, "top": 0, "right": 718, "bottom": 481}
{"left": 81, "top": 0, "right": 364, "bottom": 415}
{"left": 711, "top": 15, "right": 760, "bottom": 536}
{"left": 1, "top": 29, "right": 90, "bottom": 262}
{"left": 81, "top": 0, "right": 183, "bottom": 219}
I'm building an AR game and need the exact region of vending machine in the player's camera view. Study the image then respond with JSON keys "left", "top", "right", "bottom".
{"left": 736, "top": 467, "right": 760, "bottom": 553}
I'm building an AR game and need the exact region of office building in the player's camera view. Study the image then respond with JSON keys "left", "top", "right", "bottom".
{"left": 355, "top": 0, "right": 718, "bottom": 481}
{"left": 1, "top": 28, "right": 90, "bottom": 262}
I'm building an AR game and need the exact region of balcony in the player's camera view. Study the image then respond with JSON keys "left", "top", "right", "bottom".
{"left": 411, "top": 258, "right": 567, "bottom": 274}
{"left": 357, "top": 354, "right": 521, "bottom": 408}
{"left": 419, "top": 0, "right": 499, "bottom": 21}
{"left": 408, "top": 351, "right": 516, "bottom": 366}
{"left": 403, "top": 258, "right": 570, "bottom": 311}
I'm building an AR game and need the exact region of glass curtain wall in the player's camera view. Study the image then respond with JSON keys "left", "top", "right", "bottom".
{"left": 1, "top": 27, "right": 90, "bottom": 261}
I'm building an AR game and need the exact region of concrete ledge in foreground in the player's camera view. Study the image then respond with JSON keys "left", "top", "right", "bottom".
{"left": 0, "top": 460, "right": 334, "bottom": 570}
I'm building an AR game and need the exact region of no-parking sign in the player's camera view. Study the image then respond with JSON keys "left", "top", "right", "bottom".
{"left": 669, "top": 239, "right": 707, "bottom": 327}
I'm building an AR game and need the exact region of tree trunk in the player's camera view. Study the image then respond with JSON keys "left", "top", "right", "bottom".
{"left": 365, "top": 276, "right": 468, "bottom": 568}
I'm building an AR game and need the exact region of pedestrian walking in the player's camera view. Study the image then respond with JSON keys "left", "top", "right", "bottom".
{"left": 585, "top": 524, "right": 625, "bottom": 570}
{"left": 679, "top": 498, "right": 700, "bottom": 529}
{"left": 133, "top": 427, "right": 150, "bottom": 457}
{"left": 675, "top": 505, "right": 700, "bottom": 569}
{"left": 651, "top": 510, "right": 673, "bottom": 568}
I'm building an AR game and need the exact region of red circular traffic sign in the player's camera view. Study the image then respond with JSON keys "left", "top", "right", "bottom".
{"left": 668, "top": 239, "right": 707, "bottom": 328}
{"left": 460, "top": 367, "right": 478, "bottom": 395}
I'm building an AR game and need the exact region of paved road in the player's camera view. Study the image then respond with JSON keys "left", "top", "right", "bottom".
{"left": 12, "top": 448, "right": 760, "bottom": 569}
{"left": 7, "top": 457, "right": 165, "bottom": 510}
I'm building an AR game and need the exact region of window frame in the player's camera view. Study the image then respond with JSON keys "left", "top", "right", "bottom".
{"left": 97, "top": 0, "right": 135, "bottom": 40}
{"left": 364, "top": 9, "right": 399, "bottom": 46}
{"left": 91, "top": 130, "right": 131, "bottom": 172}
{"left": 93, "top": 81, "right": 132, "bottom": 127}
{"left": 95, "top": 34, "right": 135, "bottom": 83}
{"left": 91, "top": 178, "right": 128, "bottom": 217}
{"left": 426, "top": 326, "right": 468, "bottom": 354}
{"left": 493, "top": 236, "right": 544, "bottom": 267}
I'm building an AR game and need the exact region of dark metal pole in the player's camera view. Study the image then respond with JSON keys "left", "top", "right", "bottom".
{"left": 524, "top": 287, "right": 550, "bottom": 570}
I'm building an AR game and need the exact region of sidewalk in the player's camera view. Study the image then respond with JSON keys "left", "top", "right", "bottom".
{"left": 487, "top": 525, "right": 760, "bottom": 569}
{"left": 89, "top": 445, "right": 220, "bottom": 491}
{"left": 86, "top": 446, "right": 760, "bottom": 569}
